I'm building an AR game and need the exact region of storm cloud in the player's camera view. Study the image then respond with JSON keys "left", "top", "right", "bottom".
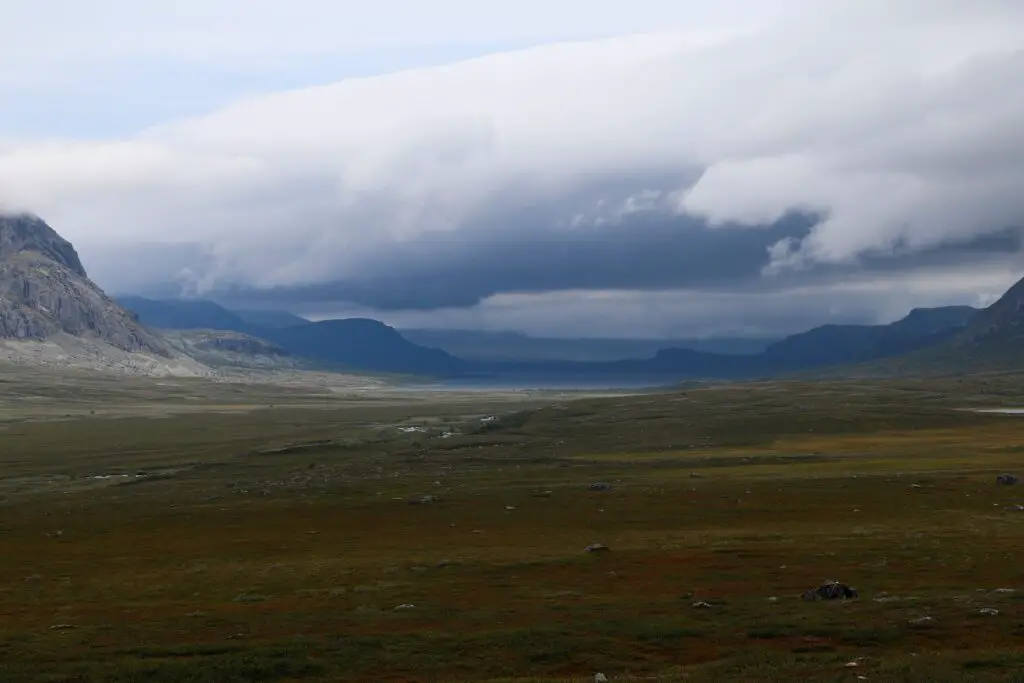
{"left": 1, "top": 0, "right": 1023, "bottom": 335}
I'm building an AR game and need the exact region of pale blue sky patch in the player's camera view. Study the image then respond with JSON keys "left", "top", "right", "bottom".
{"left": 0, "top": 42, "right": 533, "bottom": 137}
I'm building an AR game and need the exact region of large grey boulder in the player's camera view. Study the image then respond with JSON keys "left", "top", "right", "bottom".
{"left": 802, "top": 580, "right": 859, "bottom": 601}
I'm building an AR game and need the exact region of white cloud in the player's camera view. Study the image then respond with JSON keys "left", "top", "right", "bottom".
{"left": 0, "top": 0, "right": 1023, "bottom": 335}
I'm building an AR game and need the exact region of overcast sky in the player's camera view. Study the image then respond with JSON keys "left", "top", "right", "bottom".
{"left": 2, "top": 0, "right": 1023, "bottom": 338}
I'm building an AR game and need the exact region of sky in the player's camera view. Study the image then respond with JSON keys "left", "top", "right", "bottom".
{"left": 1, "top": 0, "right": 1023, "bottom": 338}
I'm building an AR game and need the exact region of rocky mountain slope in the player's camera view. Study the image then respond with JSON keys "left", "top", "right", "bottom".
{"left": 0, "top": 213, "right": 209, "bottom": 376}
{"left": 160, "top": 329, "right": 303, "bottom": 371}
{"left": 0, "top": 214, "right": 171, "bottom": 354}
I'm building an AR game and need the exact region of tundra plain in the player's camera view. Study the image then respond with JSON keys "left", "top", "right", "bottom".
{"left": 2, "top": 370, "right": 1024, "bottom": 682}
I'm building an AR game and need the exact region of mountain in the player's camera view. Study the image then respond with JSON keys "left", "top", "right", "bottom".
{"left": 762, "top": 306, "right": 979, "bottom": 367}
{"left": 232, "top": 309, "right": 310, "bottom": 329}
{"left": 951, "top": 280, "right": 1024, "bottom": 349}
{"left": 878, "top": 278, "right": 1024, "bottom": 374}
{"left": 0, "top": 214, "right": 173, "bottom": 356}
{"left": 399, "top": 328, "right": 774, "bottom": 362}
{"left": 468, "top": 306, "right": 980, "bottom": 382}
{"left": 114, "top": 295, "right": 463, "bottom": 376}
{"left": 117, "top": 297, "right": 309, "bottom": 332}
{"left": 262, "top": 319, "right": 465, "bottom": 376}
{"left": 117, "top": 296, "right": 257, "bottom": 335}
{"left": 114, "top": 288, "right": 978, "bottom": 380}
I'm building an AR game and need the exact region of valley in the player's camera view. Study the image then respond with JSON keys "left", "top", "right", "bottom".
{"left": 4, "top": 5, "right": 1022, "bottom": 681}
{"left": 3, "top": 214, "right": 1024, "bottom": 682}
{"left": 2, "top": 373, "right": 1024, "bottom": 681}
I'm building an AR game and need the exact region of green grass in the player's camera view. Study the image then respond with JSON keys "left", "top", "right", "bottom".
{"left": 3, "top": 374, "right": 1024, "bottom": 681}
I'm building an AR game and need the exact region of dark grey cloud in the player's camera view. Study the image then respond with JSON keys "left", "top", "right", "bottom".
{"left": 202, "top": 207, "right": 1023, "bottom": 312}
{"left": 286, "top": 265, "right": 1009, "bottom": 339}
{"left": 207, "top": 207, "right": 815, "bottom": 310}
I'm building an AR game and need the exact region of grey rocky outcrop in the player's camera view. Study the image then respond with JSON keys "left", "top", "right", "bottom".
{"left": 0, "top": 213, "right": 170, "bottom": 355}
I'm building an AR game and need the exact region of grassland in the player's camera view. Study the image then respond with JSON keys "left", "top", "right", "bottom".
{"left": 3, "top": 371, "right": 1024, "bottom": 681}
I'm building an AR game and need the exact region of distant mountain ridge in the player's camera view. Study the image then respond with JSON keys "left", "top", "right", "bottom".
{"left": 117, "top": 296, "right": 462, "bottom": 376}
{"left": 232, "top": 309, "right": 310, "bottom": 329}
{"left": 117, "top": 294, "right": 981, "bottom": 380}
{"left": 873, "top": 278, "right": 1024, "bottom": 374}
{"left": 116, "top": 296, "right": 260, "bottom": 336}
{"left": 264, "top": 318, "right": 464, "bottom": 376}
{"left": 399, "top": 328, "right": 774, "bottom": 361}
{"left": 761, "top": 306, "right": 979, "bottom": 366}
{"left": 952, "top": 279, "right": 1024, "bottom": 348}
{"left": 467, "top": 305, "right": 981, "bottom": 381}
{"left": 0, "top": 214, "right": 1011, "bottom": 382}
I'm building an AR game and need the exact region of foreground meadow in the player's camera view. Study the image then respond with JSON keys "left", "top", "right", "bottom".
{"left": 2, "top": 376, "right": 1024, "bottom": 682}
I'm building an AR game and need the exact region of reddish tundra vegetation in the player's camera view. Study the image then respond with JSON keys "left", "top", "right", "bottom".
{"left": 2, "top": 376, "right": 1024, "bottom": 682}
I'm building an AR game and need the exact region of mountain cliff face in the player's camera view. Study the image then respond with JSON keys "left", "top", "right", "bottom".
{"left": 0, "top": 213, "right": 171, "bottom": 355}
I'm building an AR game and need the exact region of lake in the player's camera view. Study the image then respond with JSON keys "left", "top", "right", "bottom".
{"left": 397, "top": 375, "right": 674, "bottom": 392}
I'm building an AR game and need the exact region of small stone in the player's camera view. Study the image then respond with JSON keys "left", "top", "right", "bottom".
{"left": 844, "top": 661, "right": 860, "bottom": 668}
{"left": 409, "top": 495, "right": 438, "bottom": 505}
{"left": 393, "top": 604, "right": 416, "bottom": 611}
{"left": 585, "top": 543, "right": 611, "bottom": 553}
{"left": 505, "top": 505, "right": 516, "bottom": 511}
{"left": 588, "top": 483, "right": 613, "bottom": 491}
{"left": 978, "top": 607, "right": 1000, "bottom": 616}
{"left": 908, "top": 616, "right": 935, "bottom": 627}
{"left": 692, "top": 601, "right": 714, "bottom": 609}
{"left": 997, "top": 473, "right": 1019, "bottom": 486}
{"left": 594, "top": 674, "right": 609, "bottom": 683}
{"left": 993, "top": 588, "right": 1016, "bottom": 594}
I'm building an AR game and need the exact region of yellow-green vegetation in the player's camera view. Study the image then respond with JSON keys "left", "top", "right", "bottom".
{"left": 2, "top": 374, "right": 1024, "bottom": 681}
